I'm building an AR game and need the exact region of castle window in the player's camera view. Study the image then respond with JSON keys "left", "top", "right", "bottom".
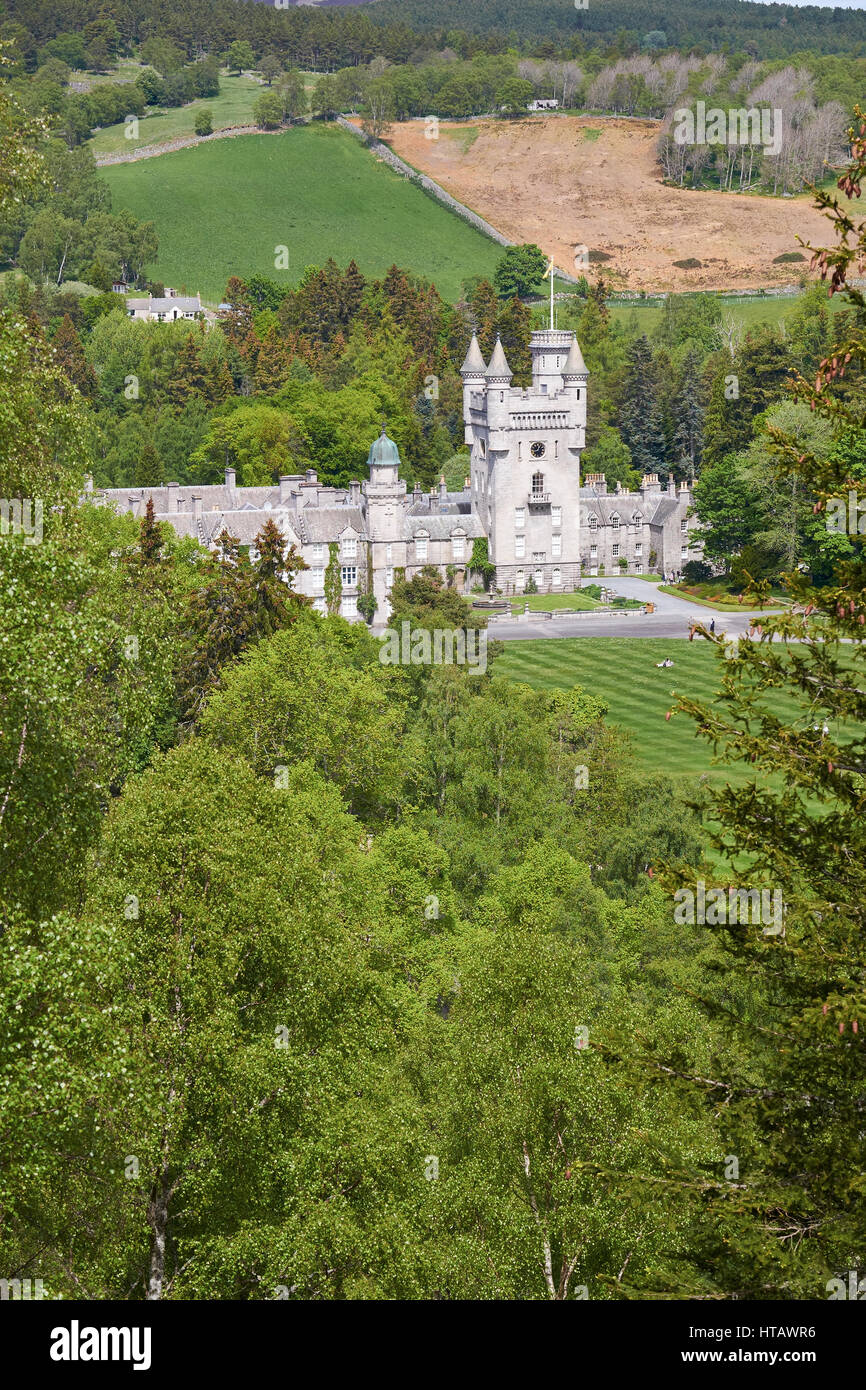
{"left": 311, "top": 543, "right": 325, "bottom": 563}
{"left": 341, "top": 566, "right": 357, "bottom": 587}
{"left": 515, "top": 535, "right": 525, "bottom": 559}
{"left": 386, "top": 544, "right": 392, "bottom": 564}
{"left": 611, "top": 514, "right": 620, "bottom": 530}
{"left": 386, "top": 567, "right": 393, "bottom": 586}
{"left": 516, "top": 569, "right": 525, "bottom": 590}
{"left": 551, "top": 534, "right": 562, "bottom": 558}
{"left": 342, "top": 536, "right": 357, "bottom": 559}
{"left": 311, "top": 567, "right": 325, "bottom": 594}
{"left": 552, "top": 567, "right": 562, "bottom": 587}
{"left": 531, "top": 472, "right": 545, "bottom": 496}
{"left": 590, "top": 544, "right": 597, "bottom": 558}
{"left": 515, "top": 507, "right": 525, "bottom": 528}
{"left": 635, "top": 543, "right": 642, "bottom": 557}
{"left": 589, "top": 515, "right": 598, "bottom": 531}
{"left": 341, "top": 596, "right": 358, "bottom": 619}
{"left": 415, "top": 538, "right": 428, "bottom": 562}
{"left": 452, "top": 535, "right": 465, "bottom": 562}
{"left": 612, "top": 544, "right": 620, "bottom": 558}
{"left": 681, "top": 518, "right": 688, "bottom": 532}
{"left": 632, "top": 513, "right": 643, "bottom": 526}
{"left": 552, "top": 506, "right": 561, "bottom": 526}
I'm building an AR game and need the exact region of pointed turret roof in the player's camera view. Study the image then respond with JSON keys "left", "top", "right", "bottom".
{"left": 562, "top": 335, "right": 589, "bottom": 379}
{"left": 485, "top": 337, "right": 513, "bottom": 381}
{"left": 460, "top": 332, "right": 487, "bottom": 377}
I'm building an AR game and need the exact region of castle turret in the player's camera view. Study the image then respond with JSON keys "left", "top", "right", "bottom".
{"left": 460, "top": 333, "right": 487, "bottom": 443}
{"left": 485, "top": 337, "right": 513, "bottom": 429}
{"left": 530, "top": 328, "right": 575, "bottom": 395}
{"left": 561, "top": 335, "right": 589, "bottom": 395}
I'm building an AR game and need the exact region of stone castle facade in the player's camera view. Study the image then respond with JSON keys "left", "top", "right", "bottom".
{"left": 95, "top": 329, "right": 701, "bottom": 623}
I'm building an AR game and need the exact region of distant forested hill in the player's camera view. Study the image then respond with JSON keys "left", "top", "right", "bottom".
{"left": 370, "top": 0, "right": 866, "bottom": 59}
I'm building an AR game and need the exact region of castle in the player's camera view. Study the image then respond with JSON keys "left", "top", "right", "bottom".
{"left": 94, "top": 328, "right": 700, "bottom": 623}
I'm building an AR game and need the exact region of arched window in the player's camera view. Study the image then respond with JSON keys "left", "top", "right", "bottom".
{"left": 531, "top": 472, "right": 545, "bottom": 497}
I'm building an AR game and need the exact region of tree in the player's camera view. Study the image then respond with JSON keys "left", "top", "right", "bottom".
{"left": 655, "top": 126, "right": 866, "bottom": 1297}
{"left": 672, "top": 348, "right": 704, "bottom": 479}
{"left": 194, "top": 108, "right": 213, "bottom": 137}
{"left": 53, "top": 313, "right": 97, "bottom": 398}
{"left": 135, "top": 440, "right": 164, "bottom": 488}
{"left": 619, "top": 335, "right": 668, "bottom": 478}
{"left": 493, "top": 244, "right": 548, "bottom": 300}
{"left": 497, "top": 77, "right": 533, "bottom": 117}
{"left": 228, "top": 41, "right": 255, "bottom": 76}
{"left": 260, "top": 54, "right": 282, "bottom": 87}
{"left": 253, "top": 91, "right": 285, "bottom": 131}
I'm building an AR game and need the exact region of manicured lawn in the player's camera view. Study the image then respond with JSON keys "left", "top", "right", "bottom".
{"left": 509, "top": 592, "right": 602, "bottom": 613}
{"left": 102, "top": 124, "right": 503, "bottom": 303}
{"left": 494, "top": 637, "right": 806, "bottom": 783}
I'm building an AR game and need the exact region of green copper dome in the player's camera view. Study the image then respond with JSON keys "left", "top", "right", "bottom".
{"left": 367, "top": 425, "right": 401, "bottom": 471}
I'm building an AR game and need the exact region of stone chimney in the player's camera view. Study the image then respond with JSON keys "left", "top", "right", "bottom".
{"left": 225, "top": 466, "right": 236, "bottom": 491}
{"left": 641, "top": 474, "right": 661, "bottom": 491}
{"left": 279, "top": 475, "right": 292, "bottom": 503}
{"left": 413, "top": 482, "right": 422, "bottom": 503}
{"left": 192, "top": 495, "right": 202, "bottom": 524}
{"left": 439, "top": 474, "right": 447, "bottom": 503}
{"left": 129, "top": 492, "right": 141, "bottom": 516}
{"left": 464, "top": 476, "right": 470, "bottom": 491}
{"left": 584, "top": 472, "right": 607, "bottom": 495}
{"left": 167, "top": 481, "right": 178, "bottom": 514}
{"left": 349, "top": 480, "right": 360, "bottom": 505}
{"left": 305, "top": 469, "right": 318, "bottom": 486}
{"left": 667, "top": 477, "right": 676, "bottom": 495}
{"left": 615, "top": 481, "right": 623, "bottom": 494}
{"left": 678, "top": 480, "right": 691, "bottom": 494}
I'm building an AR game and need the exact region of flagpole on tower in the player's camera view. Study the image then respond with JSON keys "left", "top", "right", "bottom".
{"left": 547, "top": 257, "right": 556, "bottom": 330}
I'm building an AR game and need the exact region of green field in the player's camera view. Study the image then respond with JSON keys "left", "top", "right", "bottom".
{"left": 508, "top": 591, "right": 602, "bottom": 613}
{"left": 89, "top": 73, "right": 268, "bottom": 155}
{"left": 494, "top": 637, "right": 810, "bottom": 783}
{"left": 102, "top": 124, "right": 502, "bottom": 302}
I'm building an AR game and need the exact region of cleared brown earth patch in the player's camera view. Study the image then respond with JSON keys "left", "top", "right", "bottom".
{"left": 382, "top": 115, "right": 841, "bottom": 294}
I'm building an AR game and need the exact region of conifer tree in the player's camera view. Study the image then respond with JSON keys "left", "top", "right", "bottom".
{"left": 672, "top": 348, "right": 705, "bottom": 479}
{"left": 254, "top": 325, "right": 291, "bottom": 395}
{"left": 619, "top": 335, "right": 668, "bottom": 477}
{"left": 469, "top": 279, "right": 499, "bottom": 359}
{"left": 53, "top": 314, "right": 97, "bottom": 398}
{"left": 165, "top": 333, "right": 208, "bottom": 408}
{"left": 496, "top": 296, "right": 532, "bottom": 387}
{"left": 135, "top": 440, "right": 163, "bottom": 488}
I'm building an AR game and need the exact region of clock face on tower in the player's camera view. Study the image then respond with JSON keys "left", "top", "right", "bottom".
{"left": 530, "top": 441, "right": 546, "bottom": 459}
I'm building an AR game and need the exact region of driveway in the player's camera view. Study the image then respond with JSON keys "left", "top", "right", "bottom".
{"left": 492, "top": 577, "right": 776, "bottom": 642}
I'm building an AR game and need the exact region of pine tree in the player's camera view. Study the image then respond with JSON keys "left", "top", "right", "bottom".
{"left": 496, "top": 296, "right": 532, "bottom": 387}
{"left": 53, "top": 314, "right": 97, "bottom": 398}
{"left": 672, "top": 348, "right": 704, "bottom": 479}
{"left": 254, "top": 326, "right": 291, "bottom": 395}
{"left": 340, "top": 259, "right": 366, "bottom": 324}
{"left": 220, "top": 276, "right": 253, "bottom": 345}
{"left": 135, "top": 441, "right": 163, "bottom": 488}
{"left": 619, "top": 336, "right": 668, "bottom": 478}
{"left": 469, "top": 279, "right": 499, "bottom": 359}
{"left": 165, "top": 334, "right": 208, "bottom": 408}
{"left": 138, "top": 496, "right": 164, "bottom": 565}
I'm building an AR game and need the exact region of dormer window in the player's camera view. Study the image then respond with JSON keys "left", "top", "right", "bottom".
{"left": 611, "top": 514, "right": 620, "bottom": 530}
{"left": 589, "top": 515, "right": 598, "bottom": 531}
{"left": 632, "top": 513, "right": 643, "bottom": 525}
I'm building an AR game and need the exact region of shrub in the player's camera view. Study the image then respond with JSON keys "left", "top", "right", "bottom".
{"left": 681, "top": 559, "right": 713, "bottom": 585}
{"left": 673, "top": 258, "right": 702, "bottom": 270}
{"left": 194, "top": 108, "right": 213, "bottom": 137}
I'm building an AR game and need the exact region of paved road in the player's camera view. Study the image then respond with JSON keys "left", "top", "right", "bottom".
{"left": 492, "top": 577, "right": 773, "bottom": 642}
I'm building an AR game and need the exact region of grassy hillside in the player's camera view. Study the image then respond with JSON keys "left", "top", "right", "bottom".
{"left": 102, "top": 123, "right": 502, "bottom": 303}
{"left": 89, "top": 72, "right": 322, "bottom": 156}
{"left": 494, "top": 637, "right": 809, "bottom": 783}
